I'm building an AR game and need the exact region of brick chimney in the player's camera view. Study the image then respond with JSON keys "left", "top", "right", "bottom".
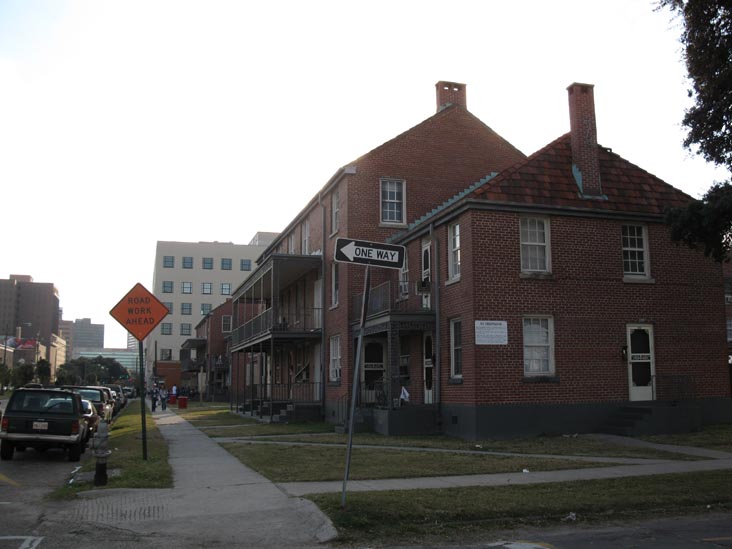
{"left": 567, "top": 82, "right": 603, "bottom": 198}
{"left": 436, "top": 81, "right": 467, "bottom": 112}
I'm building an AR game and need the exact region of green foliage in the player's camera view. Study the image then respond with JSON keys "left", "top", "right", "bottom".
{"left": 0, "top": 362, "right": 10, "bottom": 390}
{"left": 35, "top": 359, "right": 51, "bottom": 385}
{"left": 665, "top": 181, "right": 732, "bottom": 261}
{"left": 11, "top": 363, "right": 35, "bottom": 387}
{"left": 660, "top": 1, "right": 732, "bottom": 169}
{"left": 57, "top": 355, "right": 128, "bottom": 385}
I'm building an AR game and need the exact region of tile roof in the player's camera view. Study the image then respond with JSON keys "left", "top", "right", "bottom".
{"left": 470, "top": 133, "right": 693, "bottom": 215}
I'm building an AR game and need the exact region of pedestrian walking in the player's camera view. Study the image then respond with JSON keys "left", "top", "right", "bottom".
{"left": 161, "top": 385, "right": 168, "bottom": 410}
{"left": 151, "top": 386, "right": 159, "bottom": 412}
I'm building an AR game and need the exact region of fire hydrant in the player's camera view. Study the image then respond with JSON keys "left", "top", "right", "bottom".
{"left": 92, "top": 420, "right": 112, "bottom": 486}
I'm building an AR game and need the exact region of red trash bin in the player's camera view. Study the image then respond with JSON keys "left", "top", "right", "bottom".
{"left": 177, "top": 396, "right": 188, "bottom": 409}
{"left": 168, "top": 394, "right": 177, "bottom": 405}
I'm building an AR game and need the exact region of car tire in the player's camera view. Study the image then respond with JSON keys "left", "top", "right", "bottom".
{"left": 68, "top": 442, "right": 82, "bottom": 462}
{"left": 0, "top": 440, "right": 14, "bottom": 461}
{"left": 16, "top": 445, "right": 26, "bottom": 452}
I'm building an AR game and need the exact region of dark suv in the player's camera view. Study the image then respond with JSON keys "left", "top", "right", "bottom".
{"left": 0, "top": 388, "right": 88, "bottom": 461}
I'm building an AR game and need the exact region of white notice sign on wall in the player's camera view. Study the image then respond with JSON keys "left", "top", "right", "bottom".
{"left": 475, "top": 320, "right": 508, "bottom": 345}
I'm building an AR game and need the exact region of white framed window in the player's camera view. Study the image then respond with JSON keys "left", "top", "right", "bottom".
{"left": 163, "top": 256, "right": 174, "bottom": 268}
{"left": 523, "top": 316, "right": 555, "bottom": 376}
{"left": 161, "top": 322, "right": 172, "bottom": 335}
{"left": 183, "top": 256, "right": 193, "bottom": 269}
{"left": 201, "top": 303, "right": 212, "bottom": 315}
{"left": 622, "top": 225, "right": 650, "bottom": 278}
{"left": 329, "top": 335, "right": 341, "bottom": 381}
{"left": 288, "top": 233, "right": 295, "bottom": 254}
{"left": 331, "top": 188, "right": 340, "bottom": 234}
{"left": 182, "top": 281, "right": 192, "bottom": 294}
{"left": 331, "top": 262, "right": 339, "bottom": 307}
{"left": 180, "top": 323, "right": 192, "bottom": 336}
{"left": 448, "top": 222, "right": 461, "bottom": 280}
{"left": 450, "top": 318, "right": 463, "bottom": 378}
{"left": 380, "top": 178, "right": 405, "bottom": 225}
{"left": 398, "top": 260, "right": 409, "bottom": 298}
{"left": 181, "top": 303, "right": 192, "bottom": 315}
{"left": 520, "top": 217, "right": 551, "bottom": 273}
{"left": 240, "top": 259, "right": 252, "bottom": 271}
{"left": 221, "top": 258, "right": 232, "bottom": 270}
{"left": 201, "top": 282, "right": 212, "bottom": 295}
{"left": 222, "top": 315, "right": 232, "bottom": 333}
{"left": 302, "top": 219, "right": 310, "bottom": 254}
{"left": 221, "top": 283, "right": 231, "bottom": 295}
{"left": 162, "top": 281, "right": 173, "bottom": 293}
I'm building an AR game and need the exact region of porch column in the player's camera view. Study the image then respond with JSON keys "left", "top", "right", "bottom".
{"left": 387, "top": 322, "right": 400, "bottom": 409}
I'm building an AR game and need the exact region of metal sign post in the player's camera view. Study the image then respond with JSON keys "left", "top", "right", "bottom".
{"left": 341, "top": 265, "right": 370, "bottom": 509}
{"left": 110, "top": 283, "right": 169, "bottom": 461}
{"left": 335, "top": 237, "right": 406, "bottom": 508}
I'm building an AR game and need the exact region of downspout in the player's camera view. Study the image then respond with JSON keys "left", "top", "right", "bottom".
{"left": 319, "top": 191, "right": 327, "bottom": 409}
{"left": 431, "top": 223, "right": 441, "bottom": 406}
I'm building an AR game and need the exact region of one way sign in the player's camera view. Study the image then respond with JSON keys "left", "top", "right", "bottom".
{"left": 334, "top": 238, "right": 405, "bottom": 270}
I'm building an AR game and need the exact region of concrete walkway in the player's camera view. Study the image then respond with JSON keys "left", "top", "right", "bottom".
{"left": 54, "top": 402, "right": 337, "bottom": 548}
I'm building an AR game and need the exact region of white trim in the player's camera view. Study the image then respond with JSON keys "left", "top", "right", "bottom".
{"left": 450, "top": 318, "right": 463, "bottom": 378}
{"left": 380, "top": 178, "right": 407, "bottom": 226}
{"left": 522, "top": 315, "right": 555, "bottom": 376}
{"left": 621, "top": 224, "right": 651, "bottom": 279}
{"left": 448, "top": 222, "right": 461, "bottom": 282}
{"left": 329, "top": 335, "right": 341, "bottom": 382}
{"left": 520, "top": 217, "right": 551, "bottom": 274}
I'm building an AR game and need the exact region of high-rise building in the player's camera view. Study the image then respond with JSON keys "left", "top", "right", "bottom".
{"left": 0, "top": 275, "right": 60, "bottom": 362}
{"left": 70, "top": 318, "right": 104, "bottom": 356}
{"left": 146, "top": 235, "right": 276, "bottom": 379}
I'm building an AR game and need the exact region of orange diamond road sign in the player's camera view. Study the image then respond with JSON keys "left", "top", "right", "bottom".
{"left": 110, "top": 283, "right": 169, "bottom": 341}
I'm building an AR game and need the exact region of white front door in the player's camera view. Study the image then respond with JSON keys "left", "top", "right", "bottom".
{"left": 423, "top": 333, "right": 434, "bottom": 404}
{"left": 627, "top": 324, "right": 655, "bottom": 401}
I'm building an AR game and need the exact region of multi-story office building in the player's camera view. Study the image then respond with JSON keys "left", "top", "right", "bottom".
{"left": 69, "top": 318, "right": 104, "bottom": 357}
{"left": 146, "top": 234, "right": 277, "bottom": 380}
{"left": 0, "top": 275, "right": 60, "bottom": 363}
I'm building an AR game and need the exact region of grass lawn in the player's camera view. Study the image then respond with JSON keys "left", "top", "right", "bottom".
{"left": 173, "top": 403, "right": 259, "bottom": 427}
{"left": 642, "top": 423, "right": 732, "bottom": 453}
{"left": 50, "top": 399, "right": 173, "bottom": 498}
{"left": 309, "top": 470, "right": 732, "bottom": 546}
{"left": 261, "top": 432, "right": 696, "bottom": 460}
{"left": 220, "top": 442, "right": 615, "bottom": 482}
{"left": 205, "top": 422, "right": 334, "bottom": 437}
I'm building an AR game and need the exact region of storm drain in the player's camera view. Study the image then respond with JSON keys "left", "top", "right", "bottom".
{"left": 71, "top": 492, "right": 170, "bottom": 524}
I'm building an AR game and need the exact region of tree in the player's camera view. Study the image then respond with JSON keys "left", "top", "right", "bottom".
{"left": 659, "top": 1, "right": 732, "bottom": 259}
{"left": 36, "top": 359, "right": 51, "bottom": 385}
{"left": 660, "top": 1, "right": 732, "bottom": 167}
{"left": 11, "top": 363, "right": 35, "bottom": 387}
{"left": 0, "top": 363, "right": 10, "bottom": 393}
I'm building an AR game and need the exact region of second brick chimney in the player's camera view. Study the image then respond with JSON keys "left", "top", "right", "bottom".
{"left": 436, "top": 81, "right": 467, "bottom": 112}
{"left": 567, "top": 82, "right": 604, "bottom": 198}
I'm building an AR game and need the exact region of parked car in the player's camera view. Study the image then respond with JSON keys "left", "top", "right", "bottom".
{"left": 63, "top": 386, "right": 113, "bottom": 423}
{"left": 91, "top": 386, "right": 118, "bottom": 416}
{"left": 0, "top": 388, "right": 88, "bottom": 461}
{"left": 81, "top": 399, "right": 100, "bottom": 443}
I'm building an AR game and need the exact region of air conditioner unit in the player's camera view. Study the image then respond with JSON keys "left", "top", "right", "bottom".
{"left": 415, "top": 280, "right": 431, "bottom": 293}
{"left": 726, "top": 295, "right": 732, "bottom": 304}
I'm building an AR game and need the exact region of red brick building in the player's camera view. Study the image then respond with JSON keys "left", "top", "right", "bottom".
{"left": 230, "top": 81, "right": 732, "bottom": 437}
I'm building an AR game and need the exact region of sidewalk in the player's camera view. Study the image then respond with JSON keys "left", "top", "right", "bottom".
{"left": 54, "top": 400, "right": 338, "bottom": 548}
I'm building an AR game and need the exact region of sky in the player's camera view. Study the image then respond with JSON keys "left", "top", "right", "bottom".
{"left": 1, "top": 0, "right": 729, "bottom": 349}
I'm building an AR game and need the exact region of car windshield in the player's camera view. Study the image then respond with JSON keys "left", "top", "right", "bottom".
{"left": 9, "top": 391, "right": 75, "bottom": 414}
{"left": 75, "top": 389, "right": 103, "bottom": 401}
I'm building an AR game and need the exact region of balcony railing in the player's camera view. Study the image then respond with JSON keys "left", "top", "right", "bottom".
{"left": 244, "top": 381, "right": 321, "bottom": 402}
{"left": 353, "top": 280, "right": 418, "bottom": 319}
{"left": 232, "top": 307, "right": 322, "bottom": 347}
